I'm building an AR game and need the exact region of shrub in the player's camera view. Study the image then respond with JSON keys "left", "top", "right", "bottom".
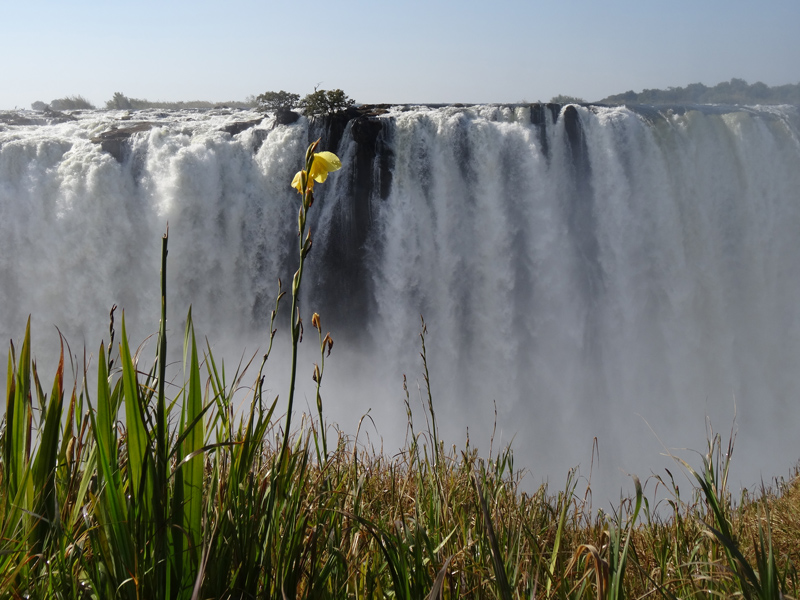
{"left": 106, "top": 91, "right": 133, "bottom": 109}
{"left": 300, "top": 88, "right": 355, "bottom": 116}
{"left": 255, "top": 90, "right": 300, "bottom": 112}
{"left": 49, "top": 95, "right": 95, "bottom": 110}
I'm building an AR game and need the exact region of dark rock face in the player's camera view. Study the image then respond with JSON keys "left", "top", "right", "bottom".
{"left": 274, "top": 109, "right": 300, "bottom": 125}
{"left": 530, "top": 103, "right": 552, "bottom": 158}
{"left": 310, "top": 109, "right": 394, "bottom": 333}
{"left": 312, "top": 106, "right": 392, "bottom": 156}
{"left": 546, "top": 103, "right": 562, "bottom": 123}
{"left": 529, "top": 103, "right": 565, "bottom": 159}
{"left": 315, "top": 107, "right": 360, "bottom": 155}
{"left": 351, "top": 116, "right": 393, "bottom": 200}
{"left": 251, "top": 129, "right": 270, "bottom": 153}
{"left": 563, "top": 105, "right": 583, "bottom": 155}
{"left": 530, "top": 103, "right": 547, "bottom": 126}
{"left": 91, "top": 123, "right": 155, "bottom": 162}
{"left": 221, "top": 117, "right": 263, "bottom": 136}
{"left": 357, "top": 104, "right": 391, "bottom": 116}
{"left": 562, "top": 104, "right": 602, "bottom": 341}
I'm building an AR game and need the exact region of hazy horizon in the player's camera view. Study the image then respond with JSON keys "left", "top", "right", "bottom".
{"left": 6, "top": 76, "right": 800, "bottom": 112}
{"left": 2, "top": 0, "right": 798, "bottom": 111}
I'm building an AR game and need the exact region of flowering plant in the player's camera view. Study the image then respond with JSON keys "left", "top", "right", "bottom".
{"left": 280, "top": 139, "right": 341, "bottom": 467}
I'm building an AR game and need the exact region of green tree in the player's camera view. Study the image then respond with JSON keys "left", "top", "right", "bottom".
{"left": 255, "top": 90, "right": 300, "bottom": 112}
{"left": 301, "top": 88, "right": 355, "bottom": 116}
{"left": 106, "top": 92, "right": 133, "bottom": 109}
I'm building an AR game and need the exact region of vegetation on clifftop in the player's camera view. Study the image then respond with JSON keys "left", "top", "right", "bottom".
{"left": 254, "top": 88, "right": 356, "bottom": 116}
{"left": 22, "top": 78, "right": 800, "bottom": 114}
{"left": 103, "top": 92, "right": 254, "bottom": 110}
{"left": 601, "top": 78, "right": 800, "bottom": 105}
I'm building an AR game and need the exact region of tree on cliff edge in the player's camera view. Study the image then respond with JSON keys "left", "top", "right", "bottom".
{"left": 255, "top": 90, "right": 300, "bottom": 113}
{"left": 106, "top": 92, "right": 133, "bottom": 109}
{"left": 301, "top": 89, "right": 355, "bottom": 116}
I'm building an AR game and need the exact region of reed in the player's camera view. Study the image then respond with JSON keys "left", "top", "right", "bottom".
{"left": 0, "top": 141, "right": 797, "bottom": 599}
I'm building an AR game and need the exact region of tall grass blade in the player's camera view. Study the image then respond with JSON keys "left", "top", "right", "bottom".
{"left": 155, "top": 227, "right": 170, "bottom": 599}
{"left": 176, "top": 310, "right": 205, "bottom": 594}
{"left": 547, "top": 469, "right": 576, "bottom": 596}
{"left": 609, "top": 476, "right": 643, "bottom": 600}
{"left": 5, "top": 317, "right": 32, "bottom": 502}
{"left": 472, "top": 467, "right": 513, "bottom": 600}
{"left": 30, "top": 336, "right": 65, "bottom": 554}
{"left": 119, "top": 313, "right": 149, "bottom": 507}
{"left": 425, "top": 554, "right": 454, "bottom": 600}
{"left": 86, "top": 341, "right": 137, "bottom": 600}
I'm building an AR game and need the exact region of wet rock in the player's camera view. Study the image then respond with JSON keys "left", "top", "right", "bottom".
{"left": 0, "top": 112, "right": 36, "bottom": 126}
{"left": 43, "top": 108, "right": 78, "bottom": 123}
{"left": 221, "top": 117, "right": 264, "bottom": 136}
{"left": 274, "top": 109, "right": 300, "bottom": 125}
{"left": 356, "top": 104, "right": 391, "bottom": 117}
{"left": 252, "top": 129, "right": 269, "bottom": 153}
{"left": 91, "top": 122, "right": 155, "bottom": 162}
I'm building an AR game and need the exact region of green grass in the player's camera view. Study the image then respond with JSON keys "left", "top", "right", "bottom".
{"left": 1, "top": 303, "right": 797, "bottom": 599}
{"left": 1, "top": 142, "right": 798, "bottom": 599}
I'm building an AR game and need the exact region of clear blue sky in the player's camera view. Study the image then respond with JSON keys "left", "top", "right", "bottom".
{"left": 1, "top": 0, "right": 798, "bottom": 109}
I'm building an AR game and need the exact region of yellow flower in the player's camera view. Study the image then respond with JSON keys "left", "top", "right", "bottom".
{"left": 291, "top": 170, "right": 307, "bottom": 192}
{"left": 308, "top": 151, "right": 341, "bottom": 183}
{"left": 291, "top": 151, "right": 342, "bottom": 192}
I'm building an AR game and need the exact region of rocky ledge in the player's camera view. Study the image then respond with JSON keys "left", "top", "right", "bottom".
{"left": 90, "top": 123, "right": 155, "bottom": 162}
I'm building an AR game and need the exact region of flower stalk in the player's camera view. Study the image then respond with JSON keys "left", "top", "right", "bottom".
{"left": 279, "top": 138, "right": 340, "bottom": 470}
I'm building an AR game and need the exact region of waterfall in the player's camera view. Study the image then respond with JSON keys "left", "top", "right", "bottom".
{"left": 2, "top": 103, "right": 799, "bottom": 498}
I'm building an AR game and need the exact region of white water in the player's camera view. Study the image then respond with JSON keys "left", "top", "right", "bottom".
{"left": 2, "top": 104, "right": 799, "bottom": 501}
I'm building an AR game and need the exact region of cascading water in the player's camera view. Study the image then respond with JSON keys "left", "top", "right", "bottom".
{"left": 1, "top": 103, "right": 799, "bottom": 499}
